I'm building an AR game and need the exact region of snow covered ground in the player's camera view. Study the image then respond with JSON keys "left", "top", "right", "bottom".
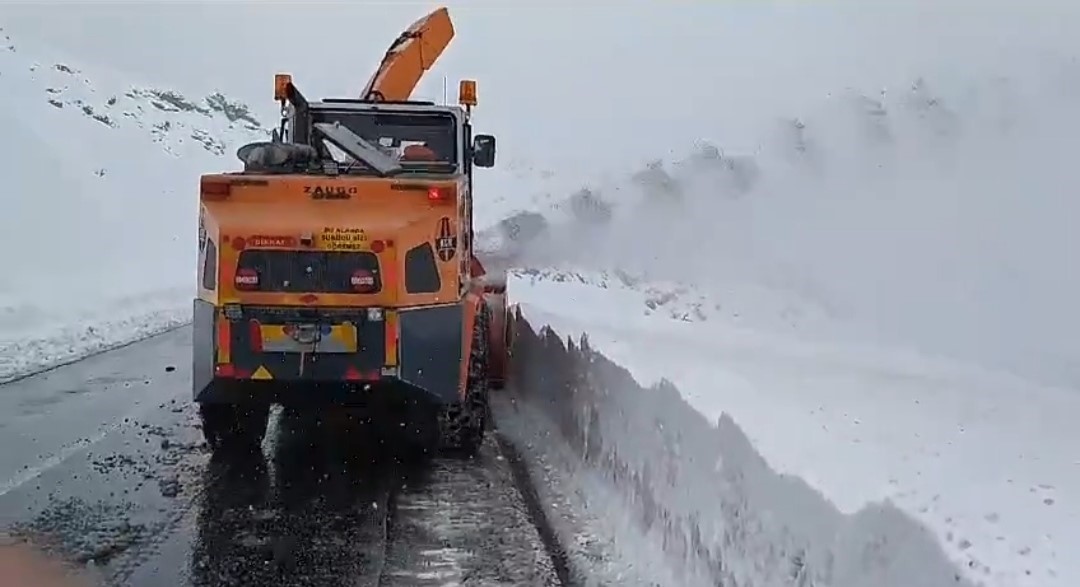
{"left": 488, "top": 50, "right": 1080, "bottom": 582}
{"left": 496, "top": 311, "right": 979, "bottom": 587}
{"left": 484, "top": 38, "right": 1080, "bottom": 581}
{"left": 482, "top": 12, "right": 1080, "bottom": 581}
{"left": 503, "top": 269, "right": 1077, "bottom": 586}
{"left": 0, "top": 25, "right": 269, "bottom": 381}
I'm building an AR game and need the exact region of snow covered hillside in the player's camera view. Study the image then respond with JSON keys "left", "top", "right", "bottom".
{"left": 0, "top": 26, "right": 270, "bottom": 380}
{"left": 494, "top": 63, "right": 1080, "bottom": 390}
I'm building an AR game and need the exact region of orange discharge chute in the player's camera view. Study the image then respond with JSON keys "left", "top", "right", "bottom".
{"left": 360, "top": 7, "right": 455, "bottom": 102}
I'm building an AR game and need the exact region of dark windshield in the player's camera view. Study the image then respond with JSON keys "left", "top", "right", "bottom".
{"left": 312, "top": 110, "right": 457, "bottom": 173}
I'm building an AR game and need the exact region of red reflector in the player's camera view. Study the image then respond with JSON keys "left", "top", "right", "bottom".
{"left": 350, "top": 269, "right": 376, "bottom": 293}
{"left": 231, "top": 236, "right": 247, "bottom": 251}
{"left": 234, "top": 267, "right": 259, "bottom": 290}
{"left": 233, "top": 367, "right": 253, "bottom": 379}
{"left": 300, "top": 294, "right": 319, "bottom": 304}
{"left": 344, "top": 366, "right": 379, "bottom": 381}
{"left": 248, "top": 319, "right": 262, "bottom": 352}
{"left": 215, "top": 364, "right": 235, "bottom": 378}
{"left": 370, "top": 239, "right": 386, "bottom": 254}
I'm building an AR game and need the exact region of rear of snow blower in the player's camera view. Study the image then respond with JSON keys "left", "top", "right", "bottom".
{"left": 192, "top": 6, "right": 514, "bottom": 457}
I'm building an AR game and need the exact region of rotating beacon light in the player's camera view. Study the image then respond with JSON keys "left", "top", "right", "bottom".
{"left": 458, "top": 79, "right": 477, "bottom": 113}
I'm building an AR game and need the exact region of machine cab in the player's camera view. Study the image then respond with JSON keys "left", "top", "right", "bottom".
{"left": 273, "top": 75, "right": 496, "bottom": 184}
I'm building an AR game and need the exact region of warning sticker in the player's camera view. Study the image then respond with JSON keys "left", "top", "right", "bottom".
{"left": 435, "top": 217, "right": 457, "bottom": 262}
{"left": 321, "top": 227, "right": 369, "bottom": 251}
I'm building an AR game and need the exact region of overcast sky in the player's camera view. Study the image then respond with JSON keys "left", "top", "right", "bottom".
{"left": 5, "top": 1, "right": 1080, "bottom": 172}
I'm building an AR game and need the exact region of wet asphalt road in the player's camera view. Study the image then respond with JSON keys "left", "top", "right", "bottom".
{"left": 0, "top": 327, "right": 560, "bottom": 586}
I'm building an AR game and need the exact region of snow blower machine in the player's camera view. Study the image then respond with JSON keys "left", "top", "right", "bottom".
{"left": 191, "top": 6, "right": 510, "bottom": 456}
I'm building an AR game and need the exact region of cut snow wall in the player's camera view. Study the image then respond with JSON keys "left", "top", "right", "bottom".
{"left": 500, "top": 309, "right": 973, "bottom": 587}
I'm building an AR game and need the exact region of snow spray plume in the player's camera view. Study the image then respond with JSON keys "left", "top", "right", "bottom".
{"left": 495, "top": 66, "right": 1080, "bottom": 388}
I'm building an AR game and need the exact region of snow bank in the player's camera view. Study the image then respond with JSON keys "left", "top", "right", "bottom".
{"left": 0, "top": 26, "right": 266, "bottom": 381}
{"left": 507, "top": 271, "right": 1078, "bottom": 587}
{"left": 496, "top": 310, "right": 972, "bottom": 587}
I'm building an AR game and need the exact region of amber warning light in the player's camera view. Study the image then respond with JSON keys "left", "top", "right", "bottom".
{"left": 458, "top": 79, "right": 477, "bottom": 107}
{"left": 275, "top": 73, "right": 292, "bottom": 101}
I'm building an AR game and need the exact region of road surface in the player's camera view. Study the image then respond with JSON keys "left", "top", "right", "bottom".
{"left": 0, "top": 327, "right": 561, "bottom": 586}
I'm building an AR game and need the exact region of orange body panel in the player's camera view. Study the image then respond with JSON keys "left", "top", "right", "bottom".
{"left": 201, "top": 173, "right": 466, "bottom": 309}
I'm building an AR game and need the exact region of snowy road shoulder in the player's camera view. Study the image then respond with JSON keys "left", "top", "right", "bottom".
{"left": 509, "top": 270, "right": 1077, "bottom": 587}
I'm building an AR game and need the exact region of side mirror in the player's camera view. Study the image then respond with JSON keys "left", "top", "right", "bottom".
{"left": 473, "top": 134, "right": 496, "bottom": 168}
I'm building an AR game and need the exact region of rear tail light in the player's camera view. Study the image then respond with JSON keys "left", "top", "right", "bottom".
{"left": 215, "top": 364, "right": 252, "bottom": 379}
{"left": 235, "top": 268, "right": 259, "bottom": 290}
{"left": 343, "top": 366, "right": 379, "bottom": 381}
{"left": 428, "top": 186, "right": 453, "bottom": 202}
{"left": 350, "top": 269, "right": 376, "bottom": 293}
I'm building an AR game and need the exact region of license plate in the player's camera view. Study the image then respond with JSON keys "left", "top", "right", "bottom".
{"left": 260, "top": 323, "right": 358, "bottom": 353}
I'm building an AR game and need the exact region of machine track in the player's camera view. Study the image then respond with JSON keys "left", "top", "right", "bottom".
{"left": 0, "top": 327, "right": 565, "bottom": 586}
